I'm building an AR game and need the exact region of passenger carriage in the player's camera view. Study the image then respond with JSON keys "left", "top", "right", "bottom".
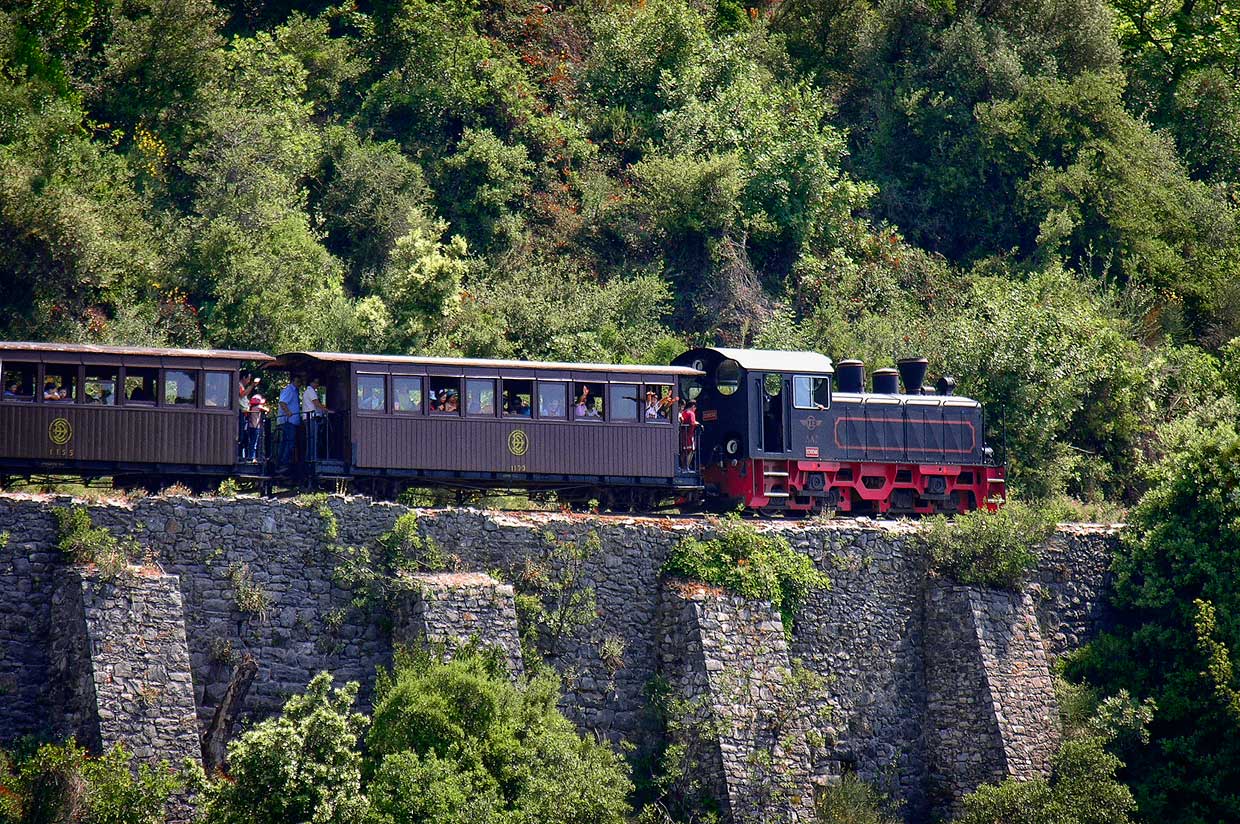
{"left": 0, "top": 342, "right": 270, "bottom": 490}
{"left": 267, "top": 352, "right": 705, "bottom": 504}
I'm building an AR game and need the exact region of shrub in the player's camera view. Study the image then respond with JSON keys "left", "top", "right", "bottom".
{"left": 0, "top": 741, "right": 181, "bottom": 824}
{"left": 921, "top": 500, "right": 1058, "bottom": 589}
{"left": 367, "top": 649, "right": 633, "bottom": 824}
{"left": 197, "top": 673, "right": 370, "bottom": 824}
{"left": 814, "top": 773, "right": 900, "bottom": 824}
{"left": 53, "top": 506, "right": 133, "bottom": 577}
{"left": 227, "top": 563, "right": 272, "bottom": 621}
{"left": 662, "top": 514, "right": 830, "bottom": 634}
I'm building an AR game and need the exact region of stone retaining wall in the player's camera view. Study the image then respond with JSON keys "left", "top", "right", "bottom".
{"left": 0, "top": 494, "right": 1120, "bottom": 822}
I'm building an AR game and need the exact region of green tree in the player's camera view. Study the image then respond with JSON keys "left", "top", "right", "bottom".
{"left": 1066, "top": 415, "right": 1240, "bottom": 822}
{"left": 198, "top": 673, "right": 370, "bottom": 824}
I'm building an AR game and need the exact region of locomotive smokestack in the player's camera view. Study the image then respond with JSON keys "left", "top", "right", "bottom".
{"left": 896, "top": 357, "right": 928, "bottom": 395}
{"left": 872, "top": 367, "right": 899, "bottom": 394}
{"left": 836, "top": 359, "right": 865, "bottom": 393}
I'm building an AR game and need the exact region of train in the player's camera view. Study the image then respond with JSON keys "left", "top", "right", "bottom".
{"left": 0, "top": 342, "right": 1005, "bottom": 515}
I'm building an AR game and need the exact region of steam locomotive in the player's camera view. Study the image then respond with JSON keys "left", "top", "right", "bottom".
{"left": 0, "top": 342, "right": 1004, "bottom": 515}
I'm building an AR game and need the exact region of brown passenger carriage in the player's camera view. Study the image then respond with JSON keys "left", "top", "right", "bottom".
{"left": 270, "top": 352, "right": 704, "bottom": 501}
{"left": 0, "top": 342, "right": 269, "bottom": 488}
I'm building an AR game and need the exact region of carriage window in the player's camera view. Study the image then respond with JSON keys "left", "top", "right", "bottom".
{"left": 164, "top": 370, "right": 198, "bottom": 405}
{"left": 124, "top": 367, "right": 158, "bottom": 404}
{"left": 44, "top": 365, "right": 78, "bottom": 403}
{"left": 645, "top": 384, "right": 673, "bottom": 422}
{"left": 609, "top": 383, "right": 640, "bottom": 421}
{"left": 537, "top": 382, "right": 567, "bottom": 419}
{"left": 573, "top": 382, "right": 605, "bottom": 420}
{"left": 793, "top": 375, "right": 830, "bottom": 410}
{"left": 426, "top": 377, "right": 459, "bottom": 414}
{"left": 84, "top": 366, "right": 119, "bottom": 405}
{"left": 1, "top": 361, "right": 36, "bottom": 402}
{"left": 357, "top": 374, "right": 387, "bottom": 412}
{"left": 466, "top": 379, "right": 497, "bottom": 416}
{"left": 203, "top": 371, "right": 231, "bottom": 408}
{"left": 392, "top": 376, "right": 423, "bottom": 413}
{"left": 502, "top": 379, "right": 533, "bottom": 417}
{"left": 715, "top": 359, "right": 741, "bottom": 396}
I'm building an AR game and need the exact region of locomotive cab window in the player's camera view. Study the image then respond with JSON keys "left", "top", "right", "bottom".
{"left": 502, "top": 379, "right": 533, "bottom": 417}
{"left": 164, "top": 370, "right": 198, "bottom": 405}
{"left": 2, "top": 361, "right": 36, "bottom": 402}
{"left": 466, "top": 379, "right": 497, "bottom": 416}
{"left": 124, "top": 367, "right": 158, "bottom": 404}
{"left": 392, "top": 376, "right": 423, "bottom": 413}
{"left": 793, "top": 375, "right": 830, "bottom": 410}
{"left": 609, "top": 383, "right": 640, "bottom": 421}
{"left": 715, "top": 359, "right": 740, "bottom": 395}
{"left": 84, "top": 366, "right": 119, "bottom": 405}
{"left": 645, "top": 384, "right": 673, "bottom": 422}
{"left": 44, "top": 365, "right": 78, "bottom": 403}
{"left": 357, "top": 374, "right": 387, "bottom": 412}
{"left": 537, "top": 381, "right": 567, "bottom": 419}
{"left": 573, "top": 382, "right": 605, "bottom": 420}
{"left": 427, "top": 377, "right": 460, "bottom": 414}
{"left": 680, "top": 376, "right": 703, "bottom": 402}
{"left": 203, "top": 371, "right": 231, "bottom": 408}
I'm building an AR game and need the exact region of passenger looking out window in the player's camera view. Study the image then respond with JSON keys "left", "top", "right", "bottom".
{"left": 503, "top": 379, "right": 533, "bottom": 417}
{"left": 45, "top": 366, "right": 77, "bottom": 402}
{"left": 2, "top": 362, "right": 36, "bottom": 402}
{"left": 537, "top": 382, "right": 567, "bottom": 418}
{"left": 125, "top": 368, "right": 158, "bottom": 404}
{"left": 428, "top": 377, "right": 459, "bottom": 414}
{"left": 574, "top": 383, "right": 604, "bottom": 420}
{"left": 84, "top": 367, "right": 119, "bottom": 405}
{"left": 646, "top": 385, "right": 675, "bottom": 421}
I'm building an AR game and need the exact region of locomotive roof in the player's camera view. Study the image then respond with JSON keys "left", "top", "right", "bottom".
{"left": 679, "top": 347, "right": 835, "bottom": 374}
{"left": 0, "top": 341, "right": 271, "bottom": 362}
{"left": 271, "top": 351, "right": 704, "bottom": 376}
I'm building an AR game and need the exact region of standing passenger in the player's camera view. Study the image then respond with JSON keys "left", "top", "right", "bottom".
{"left": 277, "top": 375, "right": 303, "bottom": 468}
{"left": 679, "top": 399, "right": 699, "bottom": 469}
{"left": 243, "top": 395, "right": 268, "bottom": 462}
{"left": 303, "top": 377, "right": 330, "bottom": 461}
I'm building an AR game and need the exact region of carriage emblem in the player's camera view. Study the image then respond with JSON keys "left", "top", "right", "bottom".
{"left": 508, "top": 429, "right": 529, "bottom": 457}
{"left": 48, "top": 418, "right": 73, "bottom": 446}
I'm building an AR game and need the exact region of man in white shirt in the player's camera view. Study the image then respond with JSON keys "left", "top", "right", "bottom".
{"left": 303, "top": 377, "right": 330, "bottom": 461}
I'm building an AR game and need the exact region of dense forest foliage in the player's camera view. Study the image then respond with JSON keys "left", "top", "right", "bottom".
{"left": 4, "top": 0, "right": 1240, "bottom": 819}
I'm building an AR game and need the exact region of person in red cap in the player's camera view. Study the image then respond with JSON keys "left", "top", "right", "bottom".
{"left": 243, "top": 394, "right": 268, "bottom": 462}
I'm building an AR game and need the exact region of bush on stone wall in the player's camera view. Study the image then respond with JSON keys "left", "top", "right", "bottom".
{"left": 0, "top": 740, "right": 181, "bottom": 824}
{"left": 53, "top": 506, "right": 135, "bottom": 577}
{"left": 662, "top": 515, "right": 831, "bottom": 633}
{"left": 921, "top": 501, "right": 1058, "bottom": 589}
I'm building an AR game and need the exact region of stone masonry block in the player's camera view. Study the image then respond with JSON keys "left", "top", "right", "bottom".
{"left": 392, "top": 571, "right": 525, "bottom": 678}
{"left": 49, "top": 568, "right": 201, "bottom": 767}
{"left": 658, "top": 580, "right": 815, "bottom": 824}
